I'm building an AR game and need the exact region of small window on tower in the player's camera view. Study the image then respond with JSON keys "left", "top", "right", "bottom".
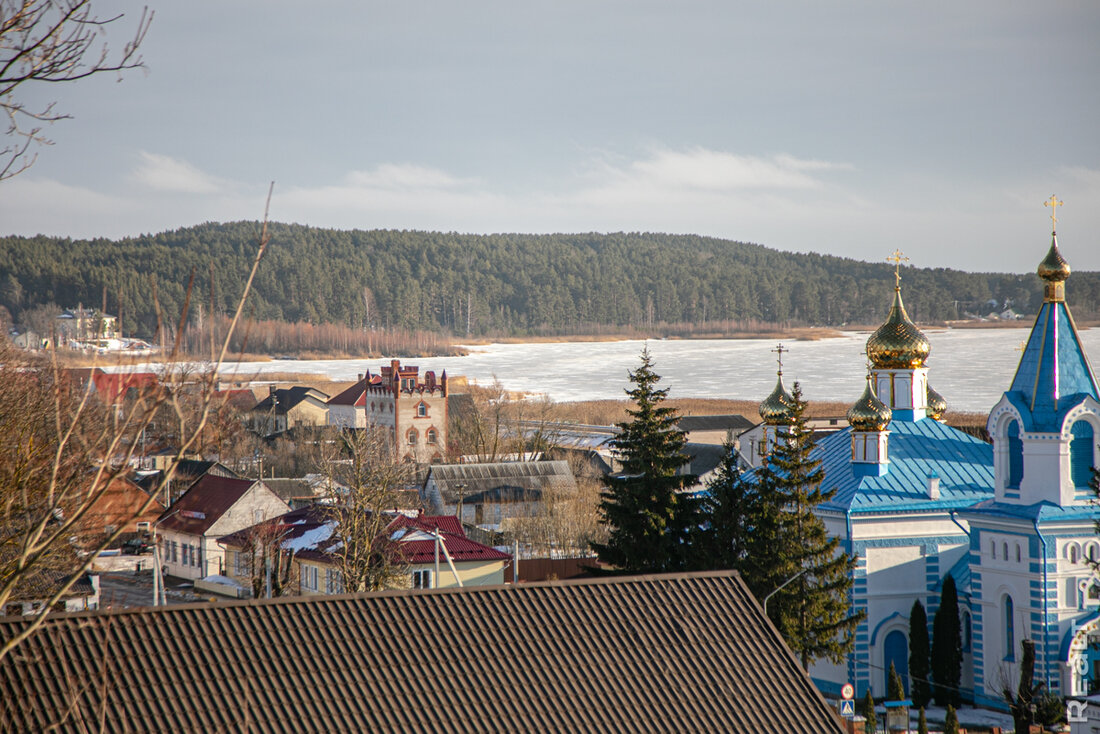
{"left": 417, "top": 402, "right": 428, "bottom": 417}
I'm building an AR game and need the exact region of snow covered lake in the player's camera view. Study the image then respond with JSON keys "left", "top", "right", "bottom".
{"left": 186, "top": 326, "right": 1100, "bottom": 415}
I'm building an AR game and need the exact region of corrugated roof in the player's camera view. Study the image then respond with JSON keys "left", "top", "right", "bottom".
{"left": 815, "top": 418, "right": 994, "bottom": 514}
{"left": 425, "top": 461, "right": 577, "bottom": 503}
{"left": 0, "top": 572, "right": 844, "bottom": 733}
{"left": 158, "top": 475, "right": 260, "bottom": 535}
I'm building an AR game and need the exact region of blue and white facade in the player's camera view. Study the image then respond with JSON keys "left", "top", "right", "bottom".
{"left": 785, "top": 227, "right": 1100, "bottom": 706}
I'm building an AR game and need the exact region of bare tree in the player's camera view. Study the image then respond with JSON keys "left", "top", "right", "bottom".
{"left": 238, "top": 518, "right": 294, "bottom": 599}
{"left": 319, "top": 426, "right": 415, "bottom": 593}
{"left": 0, "top": 184, "right": 274, "bottom": 664}
{"left": 1, "top": 0, "right": 152, "bottom": 179}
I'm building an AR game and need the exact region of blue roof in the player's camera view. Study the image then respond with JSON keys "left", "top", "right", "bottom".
{"left": 1007, "top": 299, "right": 1099, "bottom": 432}
{"left": 958, "top": 499, "right": 1100, "bottom": 524}
{"left": 940, "top": 552, "right": 971, "bottom": 596}
{"left": 814, "top": 418, "right": 993, "bottom": 515}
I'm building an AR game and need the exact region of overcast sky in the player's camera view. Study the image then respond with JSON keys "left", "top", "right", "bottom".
{"left": 2, "top": 1, "right": 1098, "bottom": 273}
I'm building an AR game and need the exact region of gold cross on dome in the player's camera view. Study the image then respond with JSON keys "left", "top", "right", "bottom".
{"left": 886, "top": 249, "right": 909, "bottom": 287}
{"left": 1044, "top": 195, "right": 1063, "bottom": 231}
{"left": 772, "top": 343, "right": 788, "bottom": 373}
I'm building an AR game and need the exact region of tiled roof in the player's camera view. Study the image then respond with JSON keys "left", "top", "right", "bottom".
{"left": 0, "top": 572, "right": 844, "bottom": 733}
{"left": 813, "top": 418, "right": 994, "bottom": 514}
{"left": 158, "top": 475, "right": 260, "bottom": 535}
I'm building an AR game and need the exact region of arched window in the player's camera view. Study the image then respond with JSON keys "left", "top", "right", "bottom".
{"left": 426, "top": 428, "right": 437, "bottom": 445}
{"left": 991, "top": 541, "right": 996, "bottom": 559}
{"left": 962, "top": 611, "right": 972, "bottom": 652}
{"left": 406, "top": 429, "right": 418, "bottom": 445}
{"left": 1071, "top": 544, "right": 1080, "bottom": 564}
{"left": 1016, "top": 544, "right": 1021, "bottom": 563}
{"left": 1070, "top": 420, "right": 1095, "bottom": 488}
{"left": 417, "top": 401, "right": 428, "bottom": 418}
{"left": 1004, "top": 596, "right": 1015, "bottom": 661}
{"left": 1003, "top": 542, "right": 1008, "bottom": 561}
{"left": 1007, "top": 420, "right": 1024, "bottom": 489}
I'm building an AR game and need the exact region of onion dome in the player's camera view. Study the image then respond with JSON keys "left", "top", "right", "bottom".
{"left": 759, "top": 373, "right": 795, "bottom": 425}
{"left": 926, "top": 384, "right": 947, "bottom": 421}
{"left": 866, "top": 287, "right": 931, "bottom": 369}
{"left": 1037, "top": 237, "right": 1071, "bottom": 283}
{"left": 847, "top": 377, "right": 892, "bottom": 432}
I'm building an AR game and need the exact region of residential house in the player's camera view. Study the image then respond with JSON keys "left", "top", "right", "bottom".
{"left": 55, "top": 307, "right": 119, "bottom": 348}
{"left": 0, "top": 568, "right": 100, "bottom": 617}
{"left": 674, "top": 413, "right": 755, "bottom": 445}
{"left": 0, "top": 571, "right": 845, "bottom": 732}
{"left": 220, "top": 506, "right": 510, "bottom": 595}
{"left": 327, "top": 359, "right": 448, "bottom": 462}
{"left": 420, "top": 460, "right": 577, "bottom": 528}
{"left": 249, "top": 385, "right": 330, "bottom": 436}
{"left": 157, "top": 475, "right": 289, "bottom": 580}
{"left": 76, "top": 475, "right": 165, "bottom": 542}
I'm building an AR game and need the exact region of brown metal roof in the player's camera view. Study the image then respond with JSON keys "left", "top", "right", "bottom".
{"left": 157, "top": 475, "right": 259, "bottom": 535}
{"left": 0, "top": 571, "right": 843, "bottom": 733}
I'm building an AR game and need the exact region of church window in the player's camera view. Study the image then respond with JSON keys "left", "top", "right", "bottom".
{"left": 1002, "top": 542, "right": 1008, "bottom": 561}
{"left": 990, "top": 541, "right": 996, "bottom": 559}
{"left": 1016, "top": 544, "right": 1021, "bottom": 563}
{"left": 1089, "top": 544, "right": 1099, "bottom": 563}
{"left": 1007, "top": 420, "right": 1023, "bottom": 489}
{"left": 1070, "top": 544, "right": 1080, "bottom": 564}
{"left": 1004, "top": 596, "right": 1015, "bottom": 661}
{"left": 1070, "top": 420, "right": 1095, "bottom": 488}
{"left": 962, "top": 611, "right": 972, "bottom": 652}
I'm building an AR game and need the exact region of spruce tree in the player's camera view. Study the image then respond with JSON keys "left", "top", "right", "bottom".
{"left": 695, "top": 436, "right": 755, "bottom": 570}
{"left": 909, "top": 599, "right": 932, "bottom": 707}
{"left": 590, "top": 348, "right": 699, "bottom": 573}
{"left": 943, "top": 704, "right": 959, "bottom": 734}
{"left": 888, "top": 661, "right": 905, "bottom": 701}
{"left": 931, "top": 574, "right": 962, "bottom": 707}
{"left": 860, "top": 689, "right": 877, "bottom": 733}
{"left": 752, "top": 382, "right": 863, "bottom": 669}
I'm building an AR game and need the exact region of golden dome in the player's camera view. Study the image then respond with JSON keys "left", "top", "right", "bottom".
{"left": 759, "top": 373, "right": 795, "bottom": 425}
{"left": 1037, "top": 238, "right": 1071, "bottom": 283}
{"left": 847, "top": 377, "right": 892, "bottom": 432}
{"left": 926, "top": 383, "right": 947, "bottom": 421}
{"left": 866, "top": 287, "right": 931, "bottom": 369}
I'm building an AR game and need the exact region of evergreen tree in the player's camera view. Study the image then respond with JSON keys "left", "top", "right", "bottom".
{"left": 695, "top": 436, "right": 755, "bottom": 570}
{"left": 752, "top": 382, "right": 863, "bottom": 669}
{"left": 860, "top": 689, "right": 877, "bottom": 733}
{"left": 943, "top": 704, "right": 959, "bottom": 734}
{"left": 931, "top": 575, "right": 962, "bottom": 707}
{"left": 888, "top": 661, "right": 905, "bottom": 701}
{"left": 590, "top": 348, "right": 699, "bottom": 573}
{"left": 909, "top": 599, "right": 932, "bottom": 707}
{"left": 917, "top": 707, "right": 928, "bottom": 734}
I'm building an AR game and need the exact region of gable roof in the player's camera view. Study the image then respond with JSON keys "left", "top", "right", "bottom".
{"left": 676, "top": 413, "right": 755, "bottom": 434}
{"left": 220, "top": 506, "right": 510, "bottom": 565}
{"left": 252, "top": 386, "right": 330, "bottom": 415}
{"left": 158, "top": 475, "right": 263, "bottom": 535}
{"left": 424, "top": 460, "right": 576, "bottom": 504}
{"left": 0, "top": 571, "right": 843, "bottom": 733}
{"left": 812, "top": 417, "right": 994, "bottom": 515}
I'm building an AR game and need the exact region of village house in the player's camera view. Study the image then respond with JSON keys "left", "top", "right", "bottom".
{"left": 156, "top": 475, "right": 289, "bottom": 580}
{"left": 55, "top": 307, "right": 119, "bottom": 347}
{"left": 420, "top": 460, "right": 578, "bottom": 527}
{"left": 220, "top": 505, "right": 510, "bottom": 595}
{"left": 249, "top": 385, "right": 330, "bottom": 436}
{"left": 0, "top": 571, "right": 845, "bottom": 732}
{"left": 327, "top": 359, "right": 448, "bottom": 462}
{"left": 76, "top": 475, "right": 165, "bottom": 542}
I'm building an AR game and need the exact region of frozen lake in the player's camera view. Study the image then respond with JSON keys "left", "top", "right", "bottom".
{"left": 198, "top": 326, "right": 1100, "bottom": 415}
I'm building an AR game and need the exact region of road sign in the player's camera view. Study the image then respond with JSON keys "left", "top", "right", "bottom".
{"left": 840, "top": 683, "right": 855, "bottom": 700}
{"left": 839, "top": 699, "right": 855, "bottom": 718}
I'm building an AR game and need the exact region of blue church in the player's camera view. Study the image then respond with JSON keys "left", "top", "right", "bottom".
{"left": 758, "top": 205, "right": 1100, "bottom": 706}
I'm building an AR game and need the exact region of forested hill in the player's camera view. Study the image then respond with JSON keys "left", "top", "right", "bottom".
{"left": 2, "top": 222, "right": 1098, "bottom": 337}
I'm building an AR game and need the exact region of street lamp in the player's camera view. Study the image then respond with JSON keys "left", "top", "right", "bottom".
{"left": 763, "top": 568, "right": 807, "bottom": 617}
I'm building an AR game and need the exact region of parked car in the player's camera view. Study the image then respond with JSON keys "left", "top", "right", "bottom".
{"left": 121, "top": 537, "right": 153, "bottom": 555}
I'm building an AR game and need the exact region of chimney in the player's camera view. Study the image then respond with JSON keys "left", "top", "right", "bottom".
{"left": 927, "top": 472, "right": 940, "bottom": 500}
